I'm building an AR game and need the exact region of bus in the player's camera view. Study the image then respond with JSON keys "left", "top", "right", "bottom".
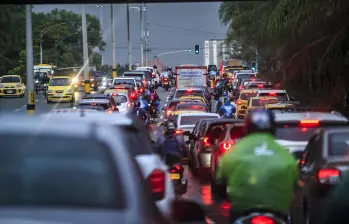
{"left": 33, "top": 64, "right": 56, "bottom": 78}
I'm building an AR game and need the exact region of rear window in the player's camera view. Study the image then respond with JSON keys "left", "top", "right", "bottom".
{"left": 123, "top": 74, "right": 143, "bottom": 80}
{"left": 118, "top": 127, "right": 153, "bottom": 156}
{"left": 77, "top": 103, "right": 110, "bottom": 110}
{"left": 259, "top": 93, "right": 288, "bottom": 101}
{"left": 230, "top": 126, "right": 245, "bottom": 140}
{"left": 176, "top": 105, "right": 208, "bottom": 112}
{"left": 328, "top": 133, "right": 349, "bottom": 157}
{"left": 180, "top": 115, "right": 218, "bottom": 126}
{"left": 276, "top": 123, "right": 348, "bottom": 141}
{"left": 0, "top": 135, "right": 125, "bottom": 209}
{"left": 239, "top": 92, "right": 257, "bottom": 101}
{"left": 113, "top": 79, "right": 135, "bottom": 86}
{"left": 113, "top": 95, "right": 128, "bottom": 103}
{"left": 251, "top": 98, "right": 278, "bottom": 107}
{"left": 175, "top": 90, "right": 202, "bottom": 98}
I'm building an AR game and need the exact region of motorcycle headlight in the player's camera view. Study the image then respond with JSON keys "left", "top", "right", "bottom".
{"left": 35, "top": 80, "right": 39, "bottom": 83}
{"left": 47, "top": 89, "right": 53, "bottom": 93}
{"left": 148, "top": 104, "right": 151, "bottom": 106}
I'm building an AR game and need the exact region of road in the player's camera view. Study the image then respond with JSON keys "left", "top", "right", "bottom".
{"left": 0, "top": 87, "right": 229, "bottom": 223}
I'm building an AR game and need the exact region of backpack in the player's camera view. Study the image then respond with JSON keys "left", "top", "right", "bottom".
{"left": 163, "top": 137, "right": 181, "bottom": 157}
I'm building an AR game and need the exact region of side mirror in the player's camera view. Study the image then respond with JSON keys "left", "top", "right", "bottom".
{"left": 289, "top": 96, "right": 296, "bottom": 101}
{"left": 171, "top": 199, "right": 206, "bottom": 223}
{"left": 183, "top": 131, "right": 191, "bottom": 136}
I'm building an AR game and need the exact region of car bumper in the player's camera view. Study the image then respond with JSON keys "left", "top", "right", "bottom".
{"left": 0, "top": 88, "right": 24, "bottom": 96}
{"left": 47, "top": 94, "right": 73, "bottom": 101}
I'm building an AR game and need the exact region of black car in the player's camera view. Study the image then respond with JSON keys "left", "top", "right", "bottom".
{"left": 76, "top": 94, "right": 120, "bottom": 112}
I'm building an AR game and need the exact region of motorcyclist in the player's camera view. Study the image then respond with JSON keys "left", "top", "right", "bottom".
{"left": 132, "top": 99, "right": 149, "bottom": 128}
{"left": 156, "top": 122, "right": 189, "bottom": 161}
{"left": 216, "top": 108, "right": 299, "bottom": 223}
{"left": 218, "top": 96, "right": 236, "bottom": 118}
{"left": 41, "top": 72, "right": 50, "bottom": 84}
{"left": 216, "top": 90, "right": 229, "bottom": 112}
{"left": 137, "top": 95, "right": 148, "bottom": 111}
{"left": 146, "top": 84, "right": 161, "bottom": 115}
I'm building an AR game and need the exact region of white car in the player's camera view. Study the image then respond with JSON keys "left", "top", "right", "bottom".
{"left": 136, "top": 67, "right": 160, "bottom": 88}
{"left": 42, "top": 110, "right": 175, "bottom": 218}
{"left": 110, "top": 92, "right": 133, "bottom": 113}
{"left": 176, "top": 112, "right": 220, "bottom": 141}
{"left": 112, "top": 77, "right": 138, "bottom": 92}
{"left": 274, "top": 111, "right": 348, "bottom": 160}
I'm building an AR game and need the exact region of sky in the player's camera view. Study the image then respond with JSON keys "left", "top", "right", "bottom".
{"left": 33, "top": 3, "right": 227, "bottom": 67}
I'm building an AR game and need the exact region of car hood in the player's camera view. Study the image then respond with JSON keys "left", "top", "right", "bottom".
{"left": 276, "top": 139, "right": 308, "bottom": 154}
{"left": 0, "top": 83, "right": 22, "bottom": 88}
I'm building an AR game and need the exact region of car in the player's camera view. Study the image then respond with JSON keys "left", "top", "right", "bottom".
{"left": 123, "top": 71, "right": 150, "bottom": 89}
{"left": 237, "top": 78, "right": 263, "bottom": 92}
{"left": 186, "top": 119, "right": 243, "bottom": 179}
{"left": 75, "top": 94, "right": 119, "bottom": 113}
{"left": 89, "top": 70, "right": 99, "bottom": 91}
{"left": 136, "top": 67, "right": 160, "bottom": 88}
{"left": 246, "top": 97, "right": 279, "bottom": 116}
{"left": 173, "top": 87, "right": 205, "bottom": 99}
{"left": 46, "top": 76, "right": 75, "bottom": 103}
{"left": 274, "top": 112, "right": 349, "bottom": 161}
{"left": 291, "top": 127, "right": 349, "bottom": 224}
{"left": 184, "top": 85, "right": 212, "bottom": 105}
{"left": 42, "top": 110, "right": 176, "bottom": 218}
{"left": 175, "top": 102, "right": 209, "bottom": 113}
{"left": 176, "top": 113, "right": 220, "bottom": 141}
{"left": 113, "top": 77, "right": 138, "bottom": 92}
{"left": 0, "top": 114, "right": 170, "bottom": 224}
{"left": 110, "top": 92, "right": 133, "bottom": 113}
{"left": 243, "top": 81, "right": 272, "bottom": 90}
{"left": 264, "top": 101, "right": 301, "bottom": 112}
{"left": 104, "top": 84, "right": 138, "bottom": 101}
{"left": 163, "top": 99, "right": 202, "bottom": 119}
{"left": 209, "top": 122, "right": 244, "bottom": 197}
{"left": 256, "top": 89, "right": 290, "bottom": 101}
{"left": 0, "top": 75, "right": 25, "bottom": 97}
{"left": 236, "top": 89, "right": 258, "bottom": 119}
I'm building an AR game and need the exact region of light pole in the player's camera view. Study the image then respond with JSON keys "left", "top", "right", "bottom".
{"left": 26, "top": 5, "right": 35, "bottom": 116}
{"left": 154, "top": 49, "right": 193, "bottom": 60}
{"left": 144, "top": 3, "right": 148, "bottom": 66}
{"left": 111, "top": 4, "right": 116, "bottom": 78}
{"left": 82, "top": 5, "right": 90, "bottom": 94}
{"left": 129, "top": 5, "right": 146, "bottom": 66}
{"left": 127, "top": 4, "right": 132, "bottom": 70}
{"left": 96, "top": 4, "right": 106, "bottom": 66}
{"left": 39, "top": 22, "right": 65, "bottom": 64}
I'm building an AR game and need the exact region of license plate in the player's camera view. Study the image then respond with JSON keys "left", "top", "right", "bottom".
{"left": 170, "top": 173, "right": 180, "bottom": 179}
{"left": 7, "top": 90, "right": 13, "bottom": 93}
{"left": 56, "top": 93, "right": 62, "bottom": 97}
{"left": 164, "top": 82, "right": 168, "bottom": 85}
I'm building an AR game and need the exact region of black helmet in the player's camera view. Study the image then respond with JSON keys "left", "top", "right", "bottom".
{"left": 244, "top": 108, "right": 275, "bottom": 136}
{"left": 149, "top": 84, "right": 155, "bottom": 92}
{"left": 153, "top": 65, "right": 157, "bottom": 69}
{"left": 134, "top": 100, "right": 141, "bottom": 108}
{"left": 165, "top": 122, "right": 176, "bottom": 136}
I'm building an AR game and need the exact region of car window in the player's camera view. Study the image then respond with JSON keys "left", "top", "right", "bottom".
{"left": 77, "top": 103, "right": 110, "bottom": 111}
{"left": 113, "top": 95, "right": 128, "bottom": 103}
{"left": 176, "top": 105, "right": 207, "bottom": 112}
{"left": 304, "top": 136, "right": 318, "bottom": 166}
{"left": 192, "top": 122, "right": 200, "bottom": 135}
{"left": 1, "top": 76, "right": 20, "bottom": 83}
{"left": 113, "top": 79, "right": 135, "bottom": 86}
{"left": 118, "top": 127, "right": 153, "bottom": 156}
{"left": 199, "top": 125, "right": 206, "bottom": 137}
{"left": 230, "top": 125, "right": 245, "bottom": 140}
{"left": 219, "top": 126, "right": 229, "bottom": 142}
{"left": 239, "top": 92, "right": 257, "bottom": 101}
{"left": 180, "top": 115, "right": 218, "bottom": 126}
{"left": 0, "top": 134, "right": 125, "bottom": 209}
{"left": 251, "top": 98, "right": 278, "bottom": 107}
{"left": 206, "top": 124, "right": 225, "bottom": 140}
{"left": 328, "top": 133, "right": 349, "bottom": 157}
{"left": 236, "top": 74, "right": 256, "bottom": 80}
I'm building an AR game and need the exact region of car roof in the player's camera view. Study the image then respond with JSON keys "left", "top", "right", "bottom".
{"left": 83, "top": 94, "right": 108, "bottom": 99}
{"left": 79, "top": 98, "right": 110, "bottom": 104}
{"left": 114, "top": 77, "right": 136, "bottom": 80}
{"left": 257, "top": 89, "right": 287, "bottom": 93}
{"left": 111, "top": 84, "right": 134, "bottom": 88}
{"left": 176, "top": 102, "right": 207, "bottom": 107}
{"left": 178, "top": 112, "right": 219, "bottom": 117}
{"left": 207, "top": 119, "right": 244, "bottom": 125}
{"left": 274, "top": 112, "right": 348, "bottom": 123}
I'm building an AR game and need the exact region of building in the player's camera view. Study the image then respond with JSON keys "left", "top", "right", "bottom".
{"left": 203, "top": 39, "right": 232, "bottom": 67}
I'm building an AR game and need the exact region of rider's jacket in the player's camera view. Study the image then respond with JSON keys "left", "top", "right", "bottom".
{"left": 218, "top": 103, "right": 236, "bottom": 117}
{"left": 216, "top": 133, "right": 299, "bottom": 214}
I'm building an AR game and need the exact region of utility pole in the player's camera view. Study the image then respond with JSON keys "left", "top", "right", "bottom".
{"left": 26, "top": 5, "right": 35, "bottom": 115}
{"left": 140, "top": 3, "right": 144, "bottom": 66}
{"left": 256, "top": 48, "right": 259, "bottom": 72}
{"left": 144, "top": 3, "right": 148, "bottom": 66}
{"left": 96, "top": 5, "right": 106, "bottom": 66}
{"left": 82, "top": 5, "right": 90, "bottom": 94}
{"left": 127, "top": 4, "right": 132, "bottom": 71}
{"left": 111, "top": 4, "right": 117, "bottom": 78}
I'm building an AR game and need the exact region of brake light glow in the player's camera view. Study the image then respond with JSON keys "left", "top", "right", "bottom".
{"left": 127, "top": 103, "right": 132, "bottom": 109}
{"left": 149, "top": 169, "right": 165, "bottom": 201}
{"left": 318, "top": 168, "right": 339, "bottom": 183}
{"left": 170, "top": 165, "right": 181, "bottom": 173}
{"left": 251, "top": 216, "right": 274, "bottom": 224}
{"left": 106, "top": 110, "right": 113, "bottom": 114}
{"left": 186, "top": 89, "right": 193, "bottom": 92}
{"left": 269, "top": 92, "right": 276, "bottom": 96}
{"left": 176, "top": 129, "right": 183, "bottom": 134}
{"left": 90, "top": 102, "right": 97, "bottom": 106}
{"left": 164, "top": 78, "right": 168, "bottom": 81}
{"left": 112, "top": 93, "right": 118, "bottom": 96}
{"left": 258, "top": 84, "right": 264, "bottom": 88}
{"left": 203, "top": 137, "right": 210, "bottom": 146}
{"left": 223, "top": 142, "right": 231, "bottom": 150}
{"left": 166, "top": 110, "right": 172, "bottom": 115}
{"left": 237, "top": 100, "right": 242, "bottom": 105}
{"left": 299, "top": 120, "right": 319, "bottom": 126}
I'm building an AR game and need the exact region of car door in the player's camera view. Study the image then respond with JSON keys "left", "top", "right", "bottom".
{"left": 193, "top": 124, "right": 207, "bottom": 160}
{"left": 188, "top": 121, "right": 201, "bottom": 152}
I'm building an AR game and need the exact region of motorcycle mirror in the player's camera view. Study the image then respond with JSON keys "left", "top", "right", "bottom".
{"left": 171, "top": 199, "right": 206, "bottom": 223}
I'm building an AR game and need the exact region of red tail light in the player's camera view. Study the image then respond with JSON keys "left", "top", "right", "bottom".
{"left": 269, "top": 92, "right": 276, "bottom": 96}
{"left": 149, "top": 169, "right": 165, "bottom": 201}
{"left": 258, "top": 84, "right": 264, "bottom": 88}
{"left": 152, "top": 73, "right": 156, "bottom": 77}
{"left": 112, "top": 93, "right": 118, "bottom": 96}
{"left": 170, "top": 165, "right": 181, "bottom": 173}
{"left": 222, "top": 142, "right": 232, "bottom": 150}
{"left": 237, "top": 100, "right": 242, "bottom": 105}
{"left": 203, "top": 137, "right": 210, "bottom": 146}
{"left": 317, "top": 168, "right": 339, "bottom": 183}
{"left": 186, "top": 89, "right": 193, "bottom": 93}
{"left": 164, "top": 78, "right": 168, "bottom": 81}
{"left": 299, "top": 120, "right": 319, "bottom": 126}
{"left": 176, "top": 129, "right": 183, "bottom": 134}
{"left": 166, "top": 110, "right": 172, "bottom": 115}
{"left": 251, "top": 216, "right": 274, "bottom": 224}
{"left": 140, "top": 88, "right": 143, "bottom": 92}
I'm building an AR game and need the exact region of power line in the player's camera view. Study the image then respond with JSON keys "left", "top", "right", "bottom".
{"left": 147, "top": 22, "right": 226, "bottom": 35}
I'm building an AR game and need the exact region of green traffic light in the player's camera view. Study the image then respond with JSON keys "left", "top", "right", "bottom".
{"left": 194, "top": 45, "right": 199, "bottom": 54}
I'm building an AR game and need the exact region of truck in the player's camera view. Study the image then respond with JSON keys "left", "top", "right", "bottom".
{"left": 175, "top": 65, "right": 208, "bottom": 88}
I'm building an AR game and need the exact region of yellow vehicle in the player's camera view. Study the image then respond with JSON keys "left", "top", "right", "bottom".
{"left": 246, "top": 97, "right": 278, "bottom": 116}
{"left": 179, "top": 96, "right": 208, "bottom": 106}
{"left": 265, "top": 102, "right": 299, "bottom": 112}
{"left": 0, "top": 75, "right": 25, "bottom": 97}
{"left": 236, "top": 89, "right": 258, "bottom": 119}
{"left": 46, "top": 76, "right": 75, "bottom": 103}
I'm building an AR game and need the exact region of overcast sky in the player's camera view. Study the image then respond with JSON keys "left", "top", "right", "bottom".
{"left": 33, "top": 3, "right": 227, "bottom": 67}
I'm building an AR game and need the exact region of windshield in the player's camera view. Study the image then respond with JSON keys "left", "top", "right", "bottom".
{"left": 239, "top": 92, "right": 257, "bottom": 101}
{"left": 1, "top": 76, "right": 20, "bottom": 83}
{"left": 328, "top": 133, "right": 349, "bottom": 157}
{"left": 230, "top": 126, "right": 245, "bottom": 140}
{"left": 113, "top": 95, "right": 128, "bottom": 104}
{"left": 176, "top": 105, "right": 208, "bottom": 112}
{"left": 175, "top": 90, "right": 202, "bottom": 98}
{"left": 49, "top": 78, "right": 70, "bottom": 86}
{"left": 259, "top": 93, "right": 288, "bottom": 101}
{"left": 113, "top": 79, "right": 135, "bottom": 86}
{"left": 0, "top": 135, "right": 124, "bottom": 208}
{"left": 180, "top": 115, "right": 218, "bottom": 125}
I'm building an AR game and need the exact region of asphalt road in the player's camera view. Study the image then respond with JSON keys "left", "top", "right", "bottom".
{"left": 0, "top": 86, "right": 229, "bottom": 223}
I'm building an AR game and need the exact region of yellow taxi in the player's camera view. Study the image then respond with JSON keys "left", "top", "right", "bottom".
{"left": 179, "top": 95, "right": 208, "bottom": 107}
{"left": 264, "top": 102, "right": 299, "bottom": 112}
{"left": 236, "top": 89, "right": 258, "bottom": 119}
{"left": 0, "top": 75, "right": 25, "bottom": 97}
{"left": 246, "top": 97, "right": 278, "bottom": 116}
{"left": 46, "top": 76, "right": 75, "bottom": 103}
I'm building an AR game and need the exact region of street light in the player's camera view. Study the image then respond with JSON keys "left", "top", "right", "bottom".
{"left": 39, "top": 22, "right": 65, "bottom": 64}
{"left": 129, "top": 5, "right": 146, "bottom": 66}
{"left": 96, "top": 5, "right": 106, "bottom": 65}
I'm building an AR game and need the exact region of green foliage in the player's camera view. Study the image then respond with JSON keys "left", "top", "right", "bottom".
{"left": 219, "top": 0, "right": 349, "bottom": 109}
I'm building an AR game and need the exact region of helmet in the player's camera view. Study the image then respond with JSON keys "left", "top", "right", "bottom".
{"left": 244, "top": 108, "right": 275, "bottom": 136}
{"left": 222, "top": 91, "right": 228, "bottom": 96}
{"left": 149, "top": 84, "right": 155, "bottom": 92}
{"left": 165, "top": 122, "right": 176, "bottom": 135}
{"left": 134, "top": 100, "right": 141, "bottom": 108}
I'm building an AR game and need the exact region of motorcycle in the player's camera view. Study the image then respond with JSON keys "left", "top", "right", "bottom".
{"left": 163, "top": 77, "right": 170, "bottom": 91}
{"left": 34, "top": 79, "right": 41, "bottom": 94}
{"left": 148, "top": 100, "right": 158, "bottom": 122}
{"left": 43, "top": 84, "right": 48, "bottom": 97}
{"left": 233, "top": 211, "right": 288, "bottom": 224}
{"left": 135, "top": 108, "right": 150, "bottom": 129}
{"left": 164, "top": 154, "right": 187, "bottom": 195}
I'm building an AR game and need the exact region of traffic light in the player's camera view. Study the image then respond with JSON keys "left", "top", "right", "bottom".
{"left": 251, "top": 61, "right": 256, "bottom": 71}
{"left": 194, "top": 45, "right": 199, "bottom": 54}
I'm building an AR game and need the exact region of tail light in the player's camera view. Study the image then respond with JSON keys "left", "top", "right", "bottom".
{"left": 164, "top": 78, "right": 168, "bottom": 81}
{"left": 149, "top": 169, "right": 165, "bottom": 201}
{"left": 317, "top": 168, "right": 339, "bottom": 184}
{"left": 203, "top": 137, "right": 210, "bottom": 146}
{"left": 176, "top": 129, "right": 183, "bottom": 134}
{"left": 127, "top": 103, "right": 132, "bottom": 109}
{"left": 299, "top": 120, "right": 319, "bottom": 127}
{"left": 152, "top": 73, "right": 156, "bottom": 77}
{"left": 140, "top": 88, "right": 143, "bottom": 93}
{"left": 251, "top": 216, "right": 274, "bottom": 224}
{"left": 258, "top": 84, "right": 264, "bottom": 88}
{"left": 112, "top": 93, "right": 118, "bottom": 96}
{"left": 269, "top": 92, "right": 276, "bottom": 96}
{"left": 186, "top": 89, "right": 193, "bottom": 93}
{"left": 170, "top": 165, "right": 181, "bottom": 173}
{"left": 222, "top": 142, "right": 232, "bottom": 150}
{"left": 166, "top": 110, "right": 172, "bottom": 116}
{"left": 237, "top": 100, "right": 242, "bottom": 105}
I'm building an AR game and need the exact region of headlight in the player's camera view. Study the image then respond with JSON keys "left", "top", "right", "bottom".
{"left": 67, "top": 89, "right": 72, "bottom": 93}
{"left": 148, "top": 104, "right": 151, "bottom": 106}
{"left": 16, "top": 84, "right": 21, "bottom": 87}
{"left": 35, "top": 80, "right": 39, "bottom": 83}
{"left": 72, "top": 78, "right": 78, "bottom": 83}
{"left": 0, "top": 84, "right": 3, "bottom": 88}
{"left": 47, "top": 89, "right": 53, "bottom": 93}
